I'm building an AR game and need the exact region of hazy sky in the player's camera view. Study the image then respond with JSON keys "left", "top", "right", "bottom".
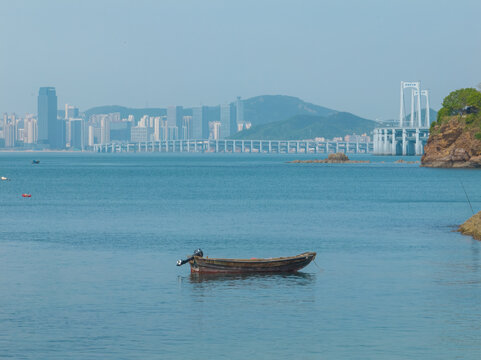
{"left": 1, "top": 0, "right": 480, "bottom": 120}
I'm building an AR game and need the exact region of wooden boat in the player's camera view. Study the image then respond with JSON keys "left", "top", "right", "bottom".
{"left": 177, "top": 249, "right": 316, "bottom": 274}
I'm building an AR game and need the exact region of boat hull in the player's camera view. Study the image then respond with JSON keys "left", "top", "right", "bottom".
{"left": 188, "top": 252, "right": 316, "bottom": 274}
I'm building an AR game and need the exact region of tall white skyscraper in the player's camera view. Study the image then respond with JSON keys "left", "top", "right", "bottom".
{"left": 1, "top": 114, "right": 17, "bottom": 147}
{"left": 182, "top": 115, "right": 192, "bottom": 139}
{"left": 2, "top": 113, "right": 7, "bottom": 140}
{"left": 24, "top": 118, "right": 37, "bottom": 144}
{"left": 88, "top": 125, "right": 95, "bottom": 146}
{"left": 212, "top": 121, "right": 221, "bottom": 140}
{"left": 154, "top": 117, "right": 161, "bottom": 141}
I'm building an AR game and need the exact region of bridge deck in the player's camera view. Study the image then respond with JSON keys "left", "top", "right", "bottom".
{"left": 92, "top": 139, "right": 373, "bottom": 154}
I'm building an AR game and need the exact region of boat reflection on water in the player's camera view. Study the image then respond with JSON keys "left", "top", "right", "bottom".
{"left": 176, "top": 271, "right": 318, "bottom": 326}
{"left": 185, "top": 271, "right": 316, "bottom": 288}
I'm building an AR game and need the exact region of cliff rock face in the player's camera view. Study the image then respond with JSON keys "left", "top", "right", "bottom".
{"left": 421, "top": 118, "right": 481, "bottom": 168}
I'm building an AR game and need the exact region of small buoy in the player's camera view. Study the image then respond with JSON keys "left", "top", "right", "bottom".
{"left": 22, "top": 194, "right": 32, "bottom": 198}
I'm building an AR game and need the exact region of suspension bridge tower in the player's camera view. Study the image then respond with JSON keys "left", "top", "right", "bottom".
{"left": 373, "top": 81, "right": 431, "bottom": 156}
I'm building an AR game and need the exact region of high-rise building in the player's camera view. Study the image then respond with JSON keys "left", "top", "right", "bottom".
{"left": 219, "top": 104, "right": 237, "bottom": 139}
{"left": 154, "top": 117, "right": 161, "bottom": 141}
{"left": 100, "top": 116, "right": 110, "bottom": 144}
{"left": 192, "top": 106, "right": 209, "bottom": 139}
{"left": 167, "top": 126, "right": 178, "bottom": 140}
{"left": 212, "top": 121, "right": 221, "bottom": 140}
{"left": 138, "top": 115, "right": 148, "bottom": 128}
{"left": 3, "top": 116, "right": 15, "bottom": 147}
{"left": 24, "top": 118, "right": 37, "bottom": 144}
{"left": 64, "top": 104, "right": 80, "bottom": 146}
{"left": 4, "top": 124, "right": 15, "bottom": 147}
{"left": 54, "top": 119, "right": 66, "bottom": 149}
{"left": 37, "top": 87, "right": 57, "bottom": 146}
{"left": 182, "top": 115, "right": 192, "bottom": 139}
{"left": 2, "top": 113, "right": 7, "bottom": 141}
{"left": 131, "top": 126, "right": 148, "bottom": 142}
{"left": 64, "top": 104, "right": 79, "bottom": 119}
{"left": 70, "top": 119, "right": 83, "bottom": 150}
{"left": 160, "top": 117, "right": 168, "bottom": 140}
{"left": 236, "top": 96, "right": 244, "bottom": 127}
{"left": 88, "top": 125, "right": 95, "bottom": 147}
{"left": 167, "top": 106, "right": 183, "bottom": 139}
{"left": 110, "top": 121, "right": 131, "bottom": 142}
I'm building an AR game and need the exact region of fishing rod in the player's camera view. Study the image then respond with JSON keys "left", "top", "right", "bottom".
{"left": 460, "top": 180, "right": 474, "bottom": 215}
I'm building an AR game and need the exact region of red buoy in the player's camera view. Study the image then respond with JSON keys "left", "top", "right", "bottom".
{"left": 22, "top": 194, "right": 32, "bottom": 198}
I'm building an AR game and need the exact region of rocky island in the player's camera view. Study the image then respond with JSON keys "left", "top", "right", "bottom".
{"left": 459, "top": 211, "right": 481, "bottom": 241}
{"left": 421, "top": 88, "right": 481, "bottom": 168}
{"left": 289, "top": 153, "right": 370, "bottom": 164}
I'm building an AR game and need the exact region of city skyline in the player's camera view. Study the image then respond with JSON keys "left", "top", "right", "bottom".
{"left": 0, "top": 86, "right": 253, "bottom": 149}
{"left": 1, "top": 85, "right": 379, "bottom": 150}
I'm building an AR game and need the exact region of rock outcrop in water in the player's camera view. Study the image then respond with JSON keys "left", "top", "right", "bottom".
{"left": 289, "top": 152, "right": 370, "bottom": 164}
{"left": 459, "top": 211, "right": 481, "bottom": 240}
{"left": 394, "top": 159, "right": 420, "bottom": 164}
{"left": 421, "top": 117, "right": 481, "bottom": 168}
{"left": 421, "top": 88, "right": 481, "bottom": 168}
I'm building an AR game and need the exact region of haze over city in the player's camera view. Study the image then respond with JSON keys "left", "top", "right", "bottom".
{"left": 1, "top": 0, "right": 481, "bottom": 119}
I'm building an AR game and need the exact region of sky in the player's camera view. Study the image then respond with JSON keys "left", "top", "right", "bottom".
{"left": 1, "top": 0, "right": 480, "bottom": 120}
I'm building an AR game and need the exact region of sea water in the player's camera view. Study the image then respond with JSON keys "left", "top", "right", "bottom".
{"left": 1, "top": 152, "right": 481, "bottom": 359}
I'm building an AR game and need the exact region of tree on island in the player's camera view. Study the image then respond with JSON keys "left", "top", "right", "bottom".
{"left": 431, "top": 88, "right": 481, "bottom": 140}
{"left": 437, "top": 88, "right": 481, "bottom": 121}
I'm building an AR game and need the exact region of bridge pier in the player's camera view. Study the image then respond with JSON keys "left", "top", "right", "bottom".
{"left": 93, "top": 139, "right": 375, "bottom": 155}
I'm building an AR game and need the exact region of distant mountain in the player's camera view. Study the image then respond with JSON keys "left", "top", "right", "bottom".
{"left": 83, "top": 105, "right": 166, "bottom": 120}
{"left": 243, "top": 95, "right": 335, "bottom": 126}
{"left": 230, "top": 112, "right": 379, "bottom": 140}
{"left": 82, "top": 95, "right": 335, "bottom": 126}
{"left": 83, "top": 96, "right": 378, "bottom": 140}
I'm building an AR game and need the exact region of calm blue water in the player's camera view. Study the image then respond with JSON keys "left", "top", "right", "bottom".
{"left": 1, "top": 152, "right": 481, "bottom": 359}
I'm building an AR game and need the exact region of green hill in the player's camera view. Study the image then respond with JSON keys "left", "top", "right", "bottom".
{"left": 243, "top": 95, "right": 334, "bottom": 126}
{"left": 83, "top": 100, "right": 377, "bottom": 140}
{"left": 230, "top": 112, "right": 379, "bottom": 140}
{"left": 82, "top": 95, "right": 335, "bottom": 126}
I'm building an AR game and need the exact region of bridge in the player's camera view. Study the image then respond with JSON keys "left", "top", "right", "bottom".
{"left": 92, "top": 139, "right": 373, "bottom": 154}
{"left": 373, "top": 128, "right": 429, "bottom": 155}
{"left": 373, "top": 81, "right": 431, "bottom": 155}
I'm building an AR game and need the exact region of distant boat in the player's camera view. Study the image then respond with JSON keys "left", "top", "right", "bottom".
{"left": 1, "top": 176, "right": 9, "bottom": 181}
{"left": 22, "top": 193, "right": 32, "bottom": 198}
{"left": 177, "top": 249, "right": 316, "bottom": 273}
{"left": 32, "top": 160, "right": 40, "bottom": 164}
